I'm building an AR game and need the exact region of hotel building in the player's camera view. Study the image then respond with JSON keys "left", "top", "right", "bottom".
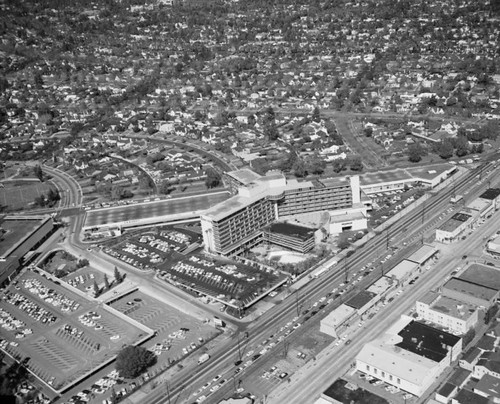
{"left": 200, "top": 170, "right": 366, "bottom": 256}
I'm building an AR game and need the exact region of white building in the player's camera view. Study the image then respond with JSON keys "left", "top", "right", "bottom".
{"left": 355, "top": 317, "right": 462, "bottom": 397}
{"left": 416, "top": 291, "right": 479, "bottom": 335}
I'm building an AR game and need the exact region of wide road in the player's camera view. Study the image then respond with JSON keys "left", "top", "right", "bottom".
{"left": 42, "top": 164, "right": 83, "bottom": 209}
{"left": 271, "top": 195, "right": 500, "bottom": 404}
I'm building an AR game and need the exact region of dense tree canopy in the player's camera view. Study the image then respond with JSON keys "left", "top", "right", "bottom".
{"left": 115, "top": 345, "right": 156, "bottom": 379}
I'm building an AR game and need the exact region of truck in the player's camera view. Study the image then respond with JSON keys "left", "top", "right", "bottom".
{"left": 450, "top": 194, "right": 463, "bottom": 204}
{"left": 198, "top": 353, "right": 210, "bottom": 365}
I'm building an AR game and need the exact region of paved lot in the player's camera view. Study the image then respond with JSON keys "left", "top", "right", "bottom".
{"left": 84, "top": 192, "right": 230, "bottom": 227}
{"left": 0, "top": 269, "right": 147, "bottom": 392}
{"left": 108, "top": 290, "right": 217, "bottom": 364}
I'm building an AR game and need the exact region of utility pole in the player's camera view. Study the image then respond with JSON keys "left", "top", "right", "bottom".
{"left": 422, "top": 200, "right": 426, "bottom": 225}
{"left": 165, "top": 382, "right": 171, "bottom": 404}
{"left": 344, "top": 258, "right": 348, "bottom": 283}
{"left": 386, "top": 228, "right": 389, "bottom": 250}
{"left": 295, "top": 290, "right": 300, "bottom": 317}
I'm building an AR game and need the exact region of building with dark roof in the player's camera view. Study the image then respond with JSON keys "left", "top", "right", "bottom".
{"left": 442, "top": 278, "right": 498, "bottom": 308}
{"left": 474, "top": 374, "right": 500, "bottom": 402}
{"left": 473, "top": 352, "right": 500, "bottom": 380}
{"left": 479, "top": 188, "right": 500, "bottom": 201}
{"left": 458, "top": 263, "right": 500, "bottom": 291}
{"left": 345, "top": 290, "right": 377, "bottom": 315}
{"left": 396, "top": 320, "right": 461, "bottom": 363}
{"left": 262, "top": 222, "right": 319, "bottom": 253}
{"left": 435, "top": 382, "right": 457, "bottom": 404}
{"left": 355, "top": 316, "right": 462, "bottom": 397}
{"left": 453, "top": 388, "right": 489, "bottom": 404}
{"left": 459, "top": 347, "right": 482, "bottom": 371}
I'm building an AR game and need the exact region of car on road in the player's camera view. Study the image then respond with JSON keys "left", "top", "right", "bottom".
{"left": 212, "top": 375, "right": 222, "bottom": 383}
{"left": 279, "top": 372, "right": 288, "bottom": 379}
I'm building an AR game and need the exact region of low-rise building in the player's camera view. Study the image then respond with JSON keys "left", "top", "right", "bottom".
{"left": 436, "top": 212, "right": 475, "bottom": 243}
{"left": 442, "top": 278, "right": 498, "bottom": 309}
{"left": 356, "top": 317, "right": 462, "bottom": 397}
{"left": 474, "top": 374, "right": 500, "bottom": 402}
{"left": 384, "top": 259, "right": 420, "bottom": 286}
{"left": 320, "top": 304, "right": 356, "bottom": 339}
{"left": 416, "top": 291, "right": 479, "bottom": 335}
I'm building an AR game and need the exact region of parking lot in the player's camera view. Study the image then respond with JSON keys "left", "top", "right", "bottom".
{"left": 158, "top": 254, "right": 287, "bottom": 307}
{"left": 109, "top": 290, "right": 217, "bottom": 363}
{"left": 103, "top": 227, "right": 201, "bottom": 271}
{"left": 345, "top": 371, "right": 417, "bottom": 403}
{"left": 0, "top": 270, "right": 149, "bottom": 392}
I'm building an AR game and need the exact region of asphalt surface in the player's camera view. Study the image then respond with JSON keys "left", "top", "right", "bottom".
{"left": 83, "top": 192, "right": 230, "bottom": 227}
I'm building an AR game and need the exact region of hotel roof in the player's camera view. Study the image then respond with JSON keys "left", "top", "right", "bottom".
{"left": 266, "top": 222, "right": 316, "bottom": 241}
{"left": 225, "top": 168, "right": 262, "bottom": 185}
{"left": 459, "top": 263, "right": 500, "bottom": 291}
{"left": 443, "top": 278, "right": 498, "bottom": 302}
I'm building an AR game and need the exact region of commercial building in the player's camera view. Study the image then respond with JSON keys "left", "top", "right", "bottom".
{"left": 359, "top": 164, "right": 457, "bottom": 195}
{"left": 458, "top": 263, "right": 500, "bottom": 291}
{"left": 356, "top": 317, "right": 462, "bottom": 397}
{"left": 435, "top": 212, "right": 474, "bottom": 243}
{"left": 201, "top": 170, "right": 367, "bottom": 256}
{"left": 487, "top": 234, "right": 500, "bottom": 257}
{"left": 320, "top": 304, "right": 356, "bottom": 339}
{"left": 0, "top": 215, "right": 54, "bottom": 287}
{"left": 416, "top": 291, "right": 479, "bottom": 335}
{"left": 442, "top": 278, "right": 499, "bottom": 309}
{"left": 406, "top": 244, "right": 439, "bottom": 267}
{"left": 384, "top": 259, "right": 420, "bottom": 286}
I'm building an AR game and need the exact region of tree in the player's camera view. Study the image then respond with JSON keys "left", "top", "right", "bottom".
{"left": 455, "top": 136, "right": 469, "bottom": 157}
{"left": 437, "top": 139, "right": 454, "bottom": 159}
{"left": 33, "top": 165, "right": 43, "bottom": 181}
{"left": 115, "top": 345, "right": 157, "bottom": 378}
{"left": 205, "top": 167, "right": 221, "bottom": 189}
{"left": 114, "top": 266, "right": 122, "bottom": 284}
{"left": 348, "top": 156, "right": 363, "bottom": 171}
{"left": 407, "top": 142, "right": 425, "bottom": 163}
{"left": 292, "top": 159, "right": 307, "bottom": 178}
{"left": 104, "top": 274, "right": 110, "bottom": 290}
{"left": 93, "top": 280, "right": 100, "bottom": 297}
{"left": 364, "top": 127, "right": 373, "bottom": 137}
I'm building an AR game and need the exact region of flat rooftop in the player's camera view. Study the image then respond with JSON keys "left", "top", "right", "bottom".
{"left": 480, "top": 188, "right": 500, "bottom": 200}
{"left": 459, "top": 263, "right": 500, "bottom": 291}
{"left": 396, "top": 320, "right": 460, "bottom": 362}
{"left": 367, "top": 277, "right": 392, "bottom": 295}
{"left": 318, "top": 176, "right": 351, "bottom": 188}
{"left": 430, "top": 295, "right": 477, "bottom": 320}
{"left": 406, "top": 163, "right": 456, "bottom": 181}
{"left": 406, "top": 244, "right": 438, "bottom": 265}
{"left": 359, "top": 163, "right": 454, "bottom": 186}
{"left": 225, "top": 168, "right": 262, "bottom": 185}
{"left": 266, "top": 222, "right": 316, "bottom": 241}
{"left": 360, "top": 168, "right": 414, "bottom": 186}
{"left": 0, "top": 216, "right": 48, "bottom": 258}
{"left": 444, "top": 278, "right": 497, "bottom": 302}
{"left": 346, "top": 290, "right": 377, "bottom": 310}
{"left": 437, "top": 213, "right": 471, "bottom": 233}
{"left": 385, "top": 259, "right": 419, "bottom": 281}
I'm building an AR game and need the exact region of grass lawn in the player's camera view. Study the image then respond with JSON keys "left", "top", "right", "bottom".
{"left": 0, "top": 181, "right": 56, "bottom": 211}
